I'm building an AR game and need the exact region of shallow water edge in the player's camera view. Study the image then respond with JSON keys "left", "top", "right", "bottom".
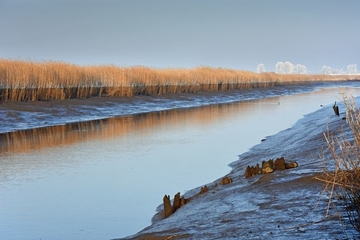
{"left": 1, "top": 81, "right": 359, "bottom": 134}
{"left": 122, "top": 93, "right": 360, "bottom": 239}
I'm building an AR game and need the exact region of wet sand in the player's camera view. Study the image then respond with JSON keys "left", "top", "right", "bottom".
{"left": 122, "top": 98, "right": 360, "bottom": 240}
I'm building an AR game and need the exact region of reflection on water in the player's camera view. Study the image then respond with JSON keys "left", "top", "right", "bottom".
{"left": 0, "top": 102, "right": 260, "bottom": 155}
{"left": 1, "top": 87, "right": 360, "bottom": 240}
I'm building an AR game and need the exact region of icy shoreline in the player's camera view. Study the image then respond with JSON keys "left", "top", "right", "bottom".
{"left": 122, "top": 98, "right": 360, "bottom": 239}
{"left": 1, "top": 81, "right": 359, "bottom": 134}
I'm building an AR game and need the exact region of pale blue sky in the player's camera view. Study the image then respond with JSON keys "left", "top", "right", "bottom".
{"left": 0, "top": 0, "right": 359, "bottom": 72}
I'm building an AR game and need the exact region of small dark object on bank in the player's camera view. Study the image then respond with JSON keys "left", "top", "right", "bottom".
{"left": 163, "top": 195, "right": 172, "bottom": 218}
{"left": 245, "top": 157, "right": 299, "bottom": 178}
{"left": 333, "top": 101, "right": 340, "bottom": 116}
{"left": 180, "top": 196, "right": 186, "bottom": 207}
{"left": 172, "top": 192, "right": 181, "bottom": 213}
{"left": 245, "top": 166, "right": 251, "bottom": 178}
{"left": 274, "top": 157, "right": 286, "bottom": 170}
{"left": 220, "top": 176, "right": 233, "bottom": 185}
{"left": 199, "top": 185, "right": 208, "bottom": 194}
{"left": 163, "top": 192, "right": 189, "bottom": 219}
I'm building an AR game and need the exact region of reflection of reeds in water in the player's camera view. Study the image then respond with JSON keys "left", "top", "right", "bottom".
{"left": 0, "top": 102, "right": 256, "bottom": 154}
{"left": 1, "top": 59, "right": 359, "bottom": 102}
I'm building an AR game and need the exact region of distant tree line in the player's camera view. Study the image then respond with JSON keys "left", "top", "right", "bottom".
{"left": 321, "top": 64, "right": 358, "bottom": 75}
{"left": 257, "top": 62, "right": 358, "bottom": 75}
{"left": 275, "top": 62, "right": 307, "bottom": 74}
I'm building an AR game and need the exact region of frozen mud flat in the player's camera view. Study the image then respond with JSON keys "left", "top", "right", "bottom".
{"left": 124, "top": 99, "right": 360, "bottom": 239}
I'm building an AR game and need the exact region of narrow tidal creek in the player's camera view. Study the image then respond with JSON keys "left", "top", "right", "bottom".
{"left": 0, "top": 87, "right": 360, "bottom": 239}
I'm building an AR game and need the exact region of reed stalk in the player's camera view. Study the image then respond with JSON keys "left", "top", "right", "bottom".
{"left": 317, "top": 94, "right": 360, "bottom": 232}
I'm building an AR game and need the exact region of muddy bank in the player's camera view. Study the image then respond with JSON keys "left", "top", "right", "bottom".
{"left": 122, "top": 99, "right": 360, "bottom": 239}
{"left": 1, "top": 81, "right": 359, "bottom": 134}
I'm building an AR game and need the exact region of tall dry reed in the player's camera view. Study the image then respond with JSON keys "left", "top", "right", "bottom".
{"left": 1, "top": 58, "right": 359, "bottom": 102}
{"left": 317, "top": 95, "right": 360, "bottom": 232}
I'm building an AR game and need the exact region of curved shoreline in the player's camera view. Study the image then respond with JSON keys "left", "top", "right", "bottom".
{"left": 1, "top": 81, "right": 359, "bottom": 134}
{"left": 121, "top": 97, "right": 360, "bottom": 239}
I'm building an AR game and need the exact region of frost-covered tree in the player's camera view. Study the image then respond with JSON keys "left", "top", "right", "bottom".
{"left": 322, "top": 66, "right": 332, "bottom": 74}
{"left": 275, "top": 62, "right": 284, "bottom": 74}
{"left": 257, "top": 63, "right": 266, "bottom": 73}
{"left": 283, "top": 61, "right": 294, "bottom": 74}
{"left": 347, "top": 64, "right": 358, "bottom": 74}
{"left": 276, "top": 61, "right": 307, "bottom": 74}
{"left": 322, "top": 65, "right": 345, "bottom": 75}
{"left": 293, "top": 64, "right": 307, "bottom": 74}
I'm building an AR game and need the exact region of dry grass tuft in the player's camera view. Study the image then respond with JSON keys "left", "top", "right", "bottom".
{"left": 317, "top": 94, "right": 360, "bottom": 232}
{"left": 1, "top": 58, "right": 360, "bottom": 102}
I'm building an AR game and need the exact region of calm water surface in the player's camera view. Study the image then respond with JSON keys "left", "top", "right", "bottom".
{"left": 1, "top": 87, "right": 360, "bottom": 239}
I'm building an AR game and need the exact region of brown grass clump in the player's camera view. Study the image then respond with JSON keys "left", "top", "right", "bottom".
{"left": 317, "top": 95, "right": 360, "bottom": 232}
{"left": 1, "top": 58, "right": 360, "bottom": 102}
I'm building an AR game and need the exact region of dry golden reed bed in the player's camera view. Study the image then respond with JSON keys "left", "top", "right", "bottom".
{"left": 0, "top": 59, "right": 359, "bottom": 102}
{"left": 317, "top": 95, "right": 360, "bottom": 232}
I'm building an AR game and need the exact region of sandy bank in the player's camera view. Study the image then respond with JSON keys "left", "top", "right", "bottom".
{"left": 121, "top": 99, "right": 360, "bottom": 239}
